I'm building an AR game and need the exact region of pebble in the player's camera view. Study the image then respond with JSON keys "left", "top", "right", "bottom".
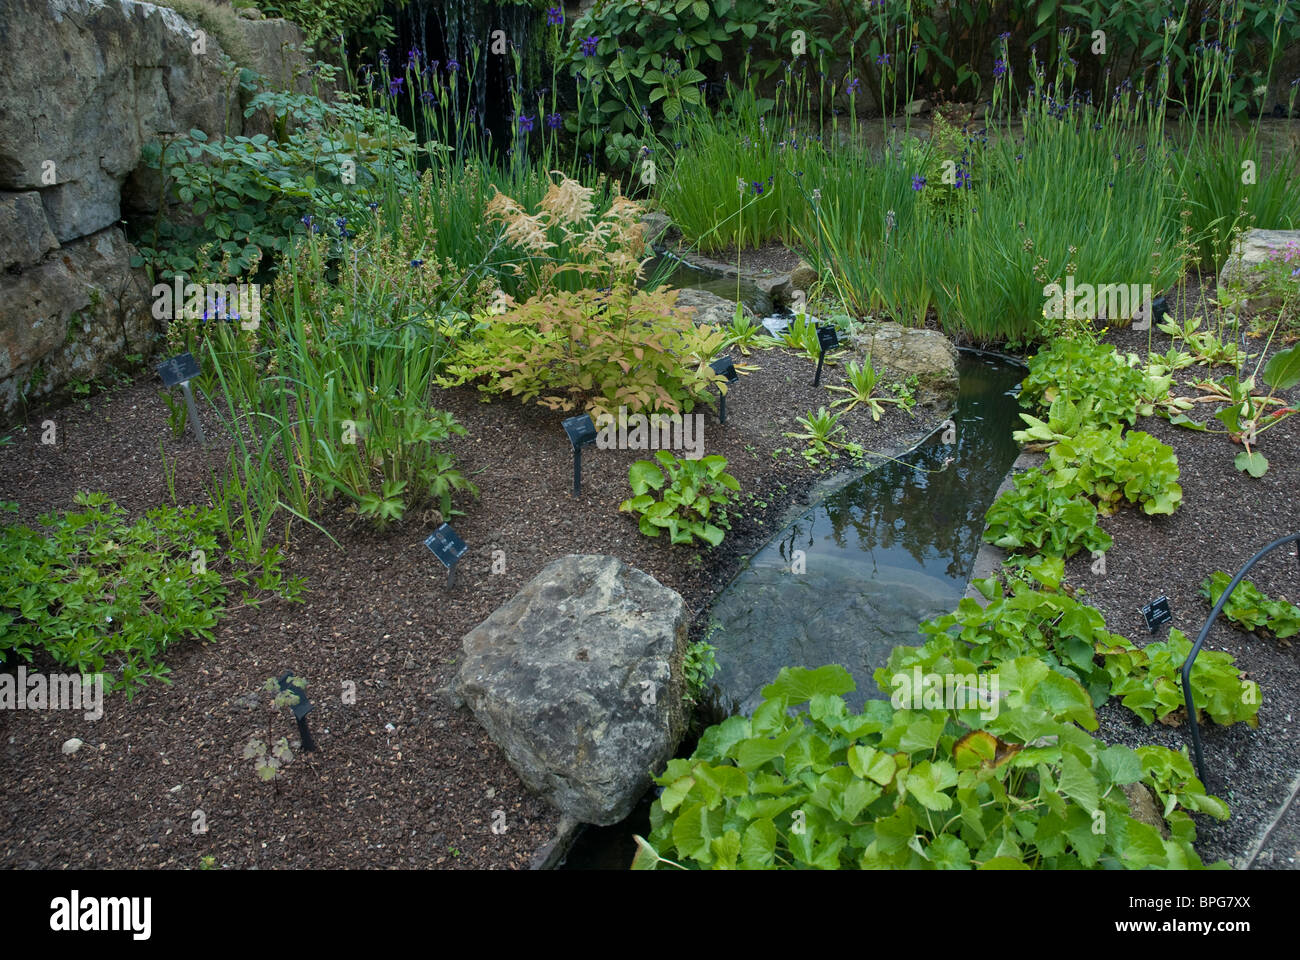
{"left": 62, "top": 738, "right": 83, "bottom": 755}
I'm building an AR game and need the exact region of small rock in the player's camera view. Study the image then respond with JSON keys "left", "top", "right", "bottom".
{"left": 62, "top": 738, "right": 83, "bottom": 755}
{"left": 1217, "top": 227, "right": 1300, "bottom": 314}
{"left": 640, "top": 212, "right": 671, "bottom": 246}
{"left": 905, "top": 98, "right": 931, "bottom": 115}
{"left": 1122, "top": 782, "right": 1169, "bottom": 839}
{"left": 673, "top": 288, "right": 753, "bottom": 328}
{"left": 788, "top": 261, "right": 818, "bottom": 293}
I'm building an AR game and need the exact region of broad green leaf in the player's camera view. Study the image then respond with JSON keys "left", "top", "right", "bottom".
{"left": 760, "top": 664, "right": 855, "bottom": 704}
{"left": 1235, "top": 450, "right": 1268, "bottom": 477}
{"left": 741, "top": 819, "right": 777, "bottom": 868}
{"left": 1058, "top": 752, "right": 1100, "bottom": 814}
{"left": 908, "top": 760, "right": 958, "bottom": 811}
{"left": 1262, "top": 344, "right": 1300, "bottom": 390}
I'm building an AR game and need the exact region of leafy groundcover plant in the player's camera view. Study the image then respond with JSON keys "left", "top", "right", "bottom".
{"left": 907, "top": 558, "right": 1261, "bottom": 730}
{"left": 634, "top": 663, "right": 1227, "bottom": 870}
{"left": 620, "top": 451, "right": 739, "bottom": 547}
{"left": 0, "top": 493, "right": 302, "bottom": 694}
{"left": 1199, "top": 572, "right": 1300, "bottom": 641}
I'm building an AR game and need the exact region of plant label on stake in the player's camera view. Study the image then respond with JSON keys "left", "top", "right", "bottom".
{"left": 813, "top": 324, "right": 839, "bottom": 387}
{"left": 1139, "top": 595, "right": 1173, "bottom": 633}
{"left": 562, "top": 414, "right": 597, "bottom": 496}
{"left": 709, "top": 356, "right": 738, "bottom": 424}
{"left": 425, "top": 522, "right": 468, "bottom": 588}
{"left": 276, "top": 672, "right": 316, "bottom": 752}
{"left": 156, "top": 351, "right": 205, "bottom": 446}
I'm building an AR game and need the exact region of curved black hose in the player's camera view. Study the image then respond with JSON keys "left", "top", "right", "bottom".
{"left": 1183, "top": 532, "right": 1300, "bottom": 785}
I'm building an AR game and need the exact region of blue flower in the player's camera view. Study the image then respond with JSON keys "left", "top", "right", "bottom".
{"left": 876, "top": 53, "right": 890, "bottom": 65}
{"left": 994, "top": 58, "right": 1007, "bottom": 78}
{"left": 546, "top": 112, "right": 562, "bottom": 129}
{"left": 447, "top": 59, "right": 460, "bottom": 73}
{"left": 517, "top": 113, "right": 534, "bottom": 133}
{"left": 752, "top": 181, "right": 763, "bottom": 195}
{"left": 410, "top": 259, "right": 424, "bottom": 268}
{"left": 546, "top": 7, "right": 563, "bottom": 26}
{"left": 580, "top": 35, "right": 599, "bottom": 57}
{"left": 388, "top": 77, "right": 404, "bottom": 96}
{"left": 911, "top": 174, "right": 926, "bottom": 190}
{"left": 846, "top": 76, "right": 861, "bottom": 95}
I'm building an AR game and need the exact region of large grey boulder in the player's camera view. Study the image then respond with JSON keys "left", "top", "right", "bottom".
{"left": 1217, "top": 228, "right": 1300, "bottom": 314}
{"left": 849, "top": 321, "right": 960, "bottom": 411}
{"left": 455, "top": 555, "right": 688, "bottom": 825}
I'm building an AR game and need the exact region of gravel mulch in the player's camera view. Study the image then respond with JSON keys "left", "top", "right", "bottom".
{"left": 0, "top": 338, "right": 940, "bottom": 870}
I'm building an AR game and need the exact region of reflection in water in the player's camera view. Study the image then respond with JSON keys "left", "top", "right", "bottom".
{"left": 707, "top": 353, "right": 1025, "bottom": 714}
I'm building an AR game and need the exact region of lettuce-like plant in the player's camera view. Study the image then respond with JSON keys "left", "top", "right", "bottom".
{"left": 983, "top": 468, "right": 1112, "bottom": 561}
{"left": 1199, "top": 572, "right": 1300, "bottom": 640}
{"left": 1045, "top": 427, "right": 1183, "bottom": 516}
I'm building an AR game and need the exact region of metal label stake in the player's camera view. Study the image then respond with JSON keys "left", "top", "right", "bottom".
{"left": 157, "top": 351, "right": 205, "bottom": 447}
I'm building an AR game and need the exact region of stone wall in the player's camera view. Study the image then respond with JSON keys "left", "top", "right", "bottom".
{"left": 0, "top": 0, "right": 308, "bottom": 422}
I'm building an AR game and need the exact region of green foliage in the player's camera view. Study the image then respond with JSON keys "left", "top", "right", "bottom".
{"left": 720, "top": 308, "right": 775, "bottom": 355}
{"left": 900, "top": 558, "right": 1127, "bottom": 709}
{"left": 1199, "top": 571, "right": 1300, "bottom": 641}
{"left": 828, "top": 357, "right": 899, "bottom": 421}
{"left": 893, "top": 559, "right": 1261, "bottom": 730}
{"left": 1045, "top": 428, "right": 1183, "bottom": 516}
{"left": 1107, "top": 630, "right": 1261, "bottom": 728}
{"left": 634, "top": 662, "right": 1224, "bottom": 870}
{"left": 258, "top": 0, "right": 394, "bottom": 54}
{"left": 441, "top": 284, "right": 727, "bottom": 419}
{"left": 778, "top": 313, "right": 837, "bottom": 364}
{"left": 563, "top": 0, "right": 834, "bottom": 169}
{"left": 620, "top": 451, "right": 739, "bottom": 547}
{"left": 784, "top": 406, "right": 862, "bottom": 465}
{"left": 1020, "top": 339, "right": 1148, "bottom": 428}
{"left": 135, "top": 90, "right": 416, "bottom": 279}
{"left": 244, "top": 675, "right": 308, "bottom": 783}
{"left": 0, "top": 493, "right": 302, "bottom": 694}
{"left": 1175, "top": 127, "right": 1300, "bottom": 271}
{"left": 983, "top": 468, "right": 1112, "bottom": 562}
{"left": 684, "top": 640, "right": 720, "bottom": 706}
{"left": 1168, "top": 345, "right": 1300, "bottom": 477}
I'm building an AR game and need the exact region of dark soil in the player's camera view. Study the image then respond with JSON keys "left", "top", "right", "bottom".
{"left": 1068, "top": 277, "right": 1300, "bottom": 868}
{"left": 0, "top": 339, "right": 941, "bottom": 870}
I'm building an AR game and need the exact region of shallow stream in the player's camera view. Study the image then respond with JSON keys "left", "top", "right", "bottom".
{"left": 560, "top": 351, "right": 1025, "bottom": 868}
